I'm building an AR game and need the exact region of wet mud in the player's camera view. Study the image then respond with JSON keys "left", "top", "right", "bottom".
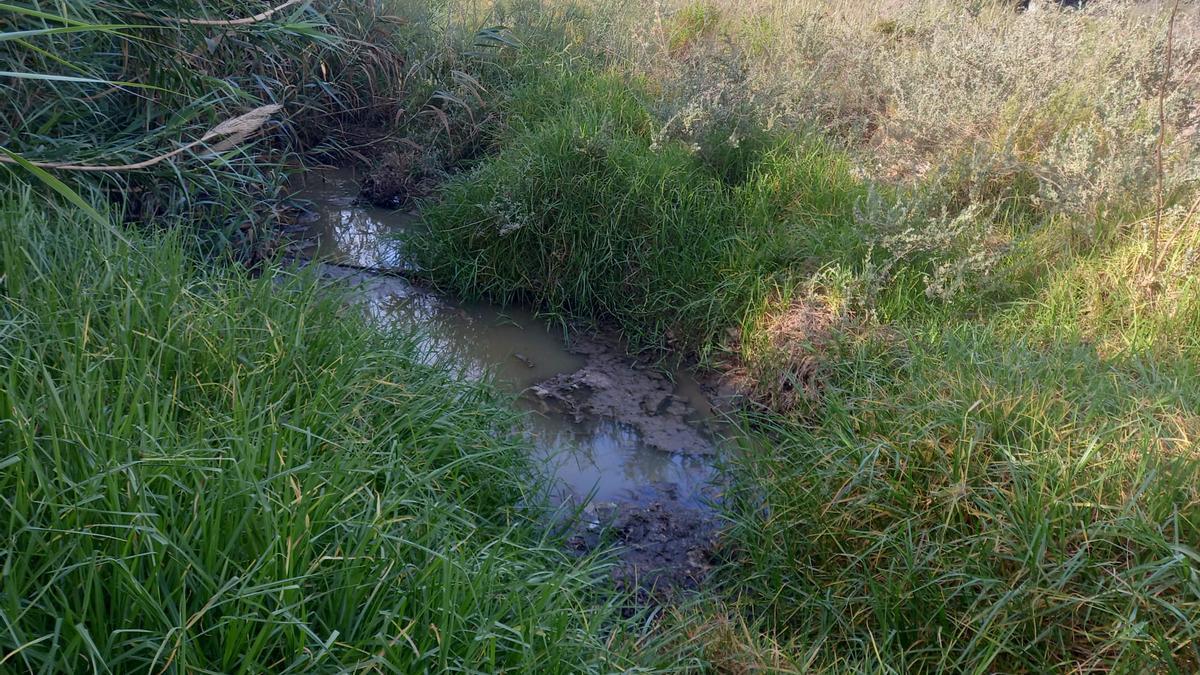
{"left": 529, "top": 335, "right": 716, "bottom": 456}
{"left": 564, "top": 483, "right": 722, "bottom": 599}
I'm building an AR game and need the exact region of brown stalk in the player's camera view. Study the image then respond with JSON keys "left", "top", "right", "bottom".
{"left": 1152, "top": 0, "right": 1181, "bottom": 278}
{"left": 122, "top": 0, "right": 307, "bottom": 27}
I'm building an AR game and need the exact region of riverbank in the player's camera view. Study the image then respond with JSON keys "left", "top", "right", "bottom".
{"left": 1, "top": 191, "right": 703, "bottom": 672}
{"left": 291, "top": 168, "right": 729, "bottom": 598}
{"left": 4, "top": 0, "right": 1200, "bottom": 672}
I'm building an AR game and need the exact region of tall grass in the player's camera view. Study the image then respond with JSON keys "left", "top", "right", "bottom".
{"left": 724, "top": 315, "right": 1200, "bottom": 671}
{"left": 528, "top": 0, "right": 1200, "bottom": 305}
{"left": 0, "top": 190, "right": 672, "bottom": 673}
{"left": 415, "top": 64, "right": 863, "bottom": 356}
{"left": 0, "top": 0, "right": 483, "bottom": 256}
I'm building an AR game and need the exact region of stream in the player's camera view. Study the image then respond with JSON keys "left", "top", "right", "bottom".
{"left": 291, "top": 169, "right": 724, "bottom": 593}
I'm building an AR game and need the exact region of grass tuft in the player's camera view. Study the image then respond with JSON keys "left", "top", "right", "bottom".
{"left": 415, "top": 64, "right": 862, "bottom": 356}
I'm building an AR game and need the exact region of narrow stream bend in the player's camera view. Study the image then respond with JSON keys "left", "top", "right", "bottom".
{"left": 291, "top": 169, "right": 725, "bottom": 592}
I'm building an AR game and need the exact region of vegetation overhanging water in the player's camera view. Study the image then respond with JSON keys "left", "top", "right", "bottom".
{"left": 294, "top": 168, "right": 722, "bottom": 507}
{"left": 2, "top": 0, "right": 1199, "bottom": 672}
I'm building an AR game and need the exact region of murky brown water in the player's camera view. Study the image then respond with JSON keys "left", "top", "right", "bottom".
{"left": 292, "top": 169, "right": 718, "bottom": 506}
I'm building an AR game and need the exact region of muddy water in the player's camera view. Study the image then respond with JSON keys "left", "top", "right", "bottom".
{"left": 293, "top": 169, "right": 719, "bottom": 507}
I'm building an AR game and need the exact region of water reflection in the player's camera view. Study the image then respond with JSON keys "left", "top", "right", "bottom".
{"left": 296, "top": 170, "right": 409, "bottom": 269}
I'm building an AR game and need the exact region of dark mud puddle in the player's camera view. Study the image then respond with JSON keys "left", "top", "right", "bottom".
{"left": 291, "top": 169, "right": 724, "bottom": 593}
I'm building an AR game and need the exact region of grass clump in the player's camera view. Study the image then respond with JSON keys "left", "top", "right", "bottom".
{"left": 668, "top": 2, "right": 723, "bottom": 54}
{"left": 415, "top": 65, "right": 862, "bottom": 355}
{"left": 0, "top": 190, "right": 659, "bottom": 673}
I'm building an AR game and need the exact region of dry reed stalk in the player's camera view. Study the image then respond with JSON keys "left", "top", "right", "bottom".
{"left": 0, "top": 104, "right": 282, "bottom": 172}
{"left": 1152, "top": 0, "right": 1182, "bottom": 278}
{"left": 125, "top": 0, "right": 307, "bottom": 27}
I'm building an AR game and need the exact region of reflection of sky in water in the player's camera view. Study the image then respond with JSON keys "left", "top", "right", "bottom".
{"left": 297, "top": 169, "right": 716, "bottom": 504}
{"left": 523, "top": 414, "right": 714, "bottom": 505}
{"left": 297, "top": 171, "right": 409, "bottom": 270}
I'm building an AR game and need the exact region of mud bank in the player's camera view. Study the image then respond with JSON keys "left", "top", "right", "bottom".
{"left": 529, "top": 334, "right": 716, "bottom": 456}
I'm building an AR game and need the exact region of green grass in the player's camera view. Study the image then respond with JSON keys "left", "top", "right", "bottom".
{"left": 411, "top": 50, "right": 1200, "bottom": 675}
{"left": 667, "top": 2, "right": 722, "bottom": 53}
{"left": 414, "top": 64, "right": 863, "bottom": 356}
{"left": 0, "top": 191, "right": 675, "bottom": 673}
{"left": 724, "top": 318, "right": 1200, "bottom": 671}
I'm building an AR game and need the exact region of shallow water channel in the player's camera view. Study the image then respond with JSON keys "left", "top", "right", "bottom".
{"left": 293, "top": 169, "right": 721, "bottom": 511}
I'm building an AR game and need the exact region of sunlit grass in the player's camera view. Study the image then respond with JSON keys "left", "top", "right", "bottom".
{"left": 415, "top": 63, "right": 862, "bottom": 357}
{"left": 0, "top": 190, "right": 670, "bottom": 673}
{"left": 723, "top": 314, "right": 1200, "bottom": 670}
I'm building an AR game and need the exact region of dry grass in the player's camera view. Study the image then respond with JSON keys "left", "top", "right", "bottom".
{"left": 527, "top": 0, "right": 1200, "bottom": 299}
{"left": 608, "top": 0, "right": 1199, "bottom": 206}
{"left": 722, "top": 294, "right": 845, "bottom": 416}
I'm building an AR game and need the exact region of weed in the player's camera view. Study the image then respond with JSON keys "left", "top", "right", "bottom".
{"left": 667, "top": 2, "right": 722, "bottom": 54}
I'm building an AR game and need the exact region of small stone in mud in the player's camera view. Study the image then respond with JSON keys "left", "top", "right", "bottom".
{"left": 296, "top": 209, "right": 322, "bottom": 225}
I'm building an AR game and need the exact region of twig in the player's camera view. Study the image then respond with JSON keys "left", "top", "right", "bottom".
{"left": 318, "top": 261, "right": 423, "bottom": 279}
{"left": 1152, "top": 0, "right": 1181, "bottom": 277}
{"left": 0, "top": 105, "right": 282, "bottom": 172}
{"left": 120, "top": 0, "right": 307, "bottom": 27}
{"left": 1155, "top": 190, "right": 1200, "bottom": 273}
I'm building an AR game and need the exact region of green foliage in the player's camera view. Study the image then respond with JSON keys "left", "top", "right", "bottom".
{"left": 412, "top": 25, "right": 1200, "bottom": 671}
{"left": 0, "top": 193, "right": 658, "bottom": 673}
{"left": 416, "top": 65, "right": 862, "bottom": 355}
{"left": 7, "top": 1, "right": 1200, "bottom": 672}
{"left": 723, "top": 317, "right": 1200, "bottom": 671}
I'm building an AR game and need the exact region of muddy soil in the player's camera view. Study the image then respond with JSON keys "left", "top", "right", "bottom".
{"left": 565, "top": 483, "right": 721, "bottom": 600}
{"left": 529, "top": 335, "right": 717, "bottom": 457}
